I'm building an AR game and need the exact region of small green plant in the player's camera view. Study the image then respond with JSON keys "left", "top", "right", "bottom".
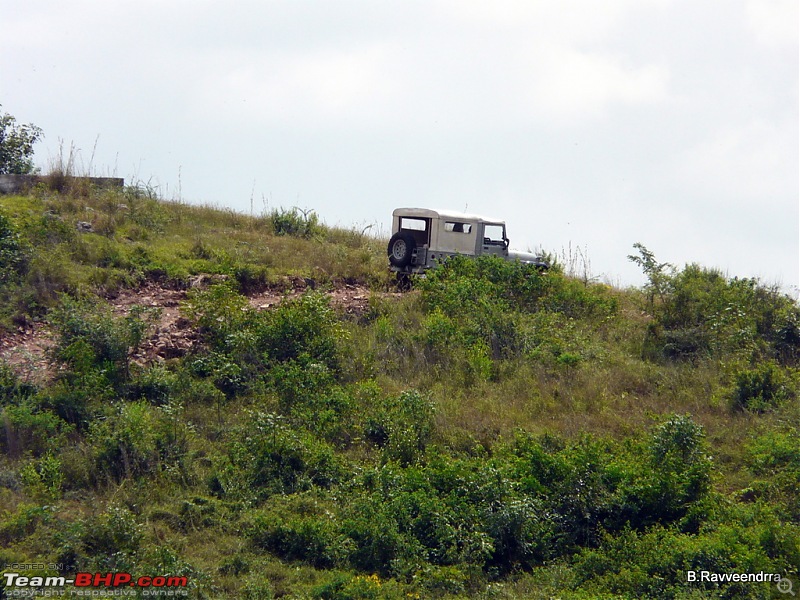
{"left": 628, "top": 243, "right": 674, "bottom": 312}
{"left": 19, "top": 452, "right": 63, "bottom": 500}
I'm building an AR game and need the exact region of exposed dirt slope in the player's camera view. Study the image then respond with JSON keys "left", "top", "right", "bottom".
{"left": 0, "top": 278, "right": 399, "bottom": 385}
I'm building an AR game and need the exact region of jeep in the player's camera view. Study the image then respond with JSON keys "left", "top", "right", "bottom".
{"left": 387, "top": 208, "right": 548, "bottom": 279}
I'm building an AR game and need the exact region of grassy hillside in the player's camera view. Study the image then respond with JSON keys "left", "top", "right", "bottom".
{"left": 0, "top": 183, "right": 798, "bottom": 599}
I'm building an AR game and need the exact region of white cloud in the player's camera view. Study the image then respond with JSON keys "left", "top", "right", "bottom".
{"left": 196, "top": 45, "right": 401, "bottom": 126}
{"left": 676, "top": 119, "right": 798, "bottom": 206}
{"left": 189, "top": 2, "right": 671, "bottom": 132}
{"left": 520, "top": 47, "right": 669, "bottom": 122}
{"left": 746, "top": 0, "right": 799, "bottom": 46}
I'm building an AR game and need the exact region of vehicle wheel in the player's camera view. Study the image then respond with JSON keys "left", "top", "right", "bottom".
{"left": 387, "top": 232, "right": 416, "bottom": 268}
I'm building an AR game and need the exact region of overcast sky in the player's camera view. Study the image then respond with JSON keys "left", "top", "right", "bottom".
{"left": 2, "top": 0, "right": 798, "bottom": 293}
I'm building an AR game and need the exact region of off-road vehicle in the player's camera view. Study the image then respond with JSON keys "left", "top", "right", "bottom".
{"left": 388, "top": 208, "right": 548, "bottom": 280}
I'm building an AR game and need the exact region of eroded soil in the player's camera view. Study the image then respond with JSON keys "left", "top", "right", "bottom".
{"left": 0, "top": 277, "right": 401, "bottom": 385}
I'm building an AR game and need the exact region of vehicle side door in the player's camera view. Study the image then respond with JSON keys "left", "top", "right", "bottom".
{"left": 479, "top": 223, "right": 509, "bottom": 258}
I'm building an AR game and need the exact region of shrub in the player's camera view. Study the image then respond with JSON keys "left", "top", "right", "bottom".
{"left": 0, "top": 210, "right": 28, "bottom": 284}
{"left": 80, "top": 505, "right": 143, "bottom": 570}
{"left": 89, "top": 401, "right": 160, "bottom": 481}
{"left": 126, "top": 364, "right": 179, "bottom": 405}
{"left": 228, "top": 411, "right": 345, "bottom": 499}
{"left": 189, "top": 351, "right": 247, "bottom": 397}
{"left": 54, "top": 504, "right": 145, "bottom": 574}
{"left": 182, "top": 282, "right": 252, "bottom": 351}
{"left": 732, "top": 361, "right": 795, "bottom": 412}
{"left": 364, "top": 390, "right": 435, "bottom": 466}
{"left": 249, "top": 508, "right": 346, "bottom": 568}
{"left": 507, "top": 418, "right": 713, "bottom": 551}
{"left": 184, "top": 287, "right": 346, "bottom": 398}
{"left": 339, "top": 490, "right": 420, "bottom": 577}
{"left": 640, "top": 414, "right": 712, "bottom": 526}
{"left": 0, "top": 503, "right": 50, "bottom": 547}
{"left": 256, "top": 292, "right": 346, "bottom": 371}
{"left": 314, "top": 573, "right": 408, "bottom": 600}
{"left": 0, "top": 105, "right": 43, "bottom": 174}
{"left": 0, "top": 362, "right": 36, "bottom": 403}
{"left": 0, "top": 403, "right": 73, "bottom": 457}
{"left": 19, "top": 452, "right": 63, "bottom": 500}
{"left": 89, "top": 400, "right": 191, "bottom": 482}
{"left": 269, "top": 207, "right": 320, "bottom": 238}
{"left": 746, "top": 430, "right": 800, "bottom": 520}
{"left": 573, "top": 508, "right": 799, "bottom": 599}
{"left": 415, "top": 255, "right": 616, "bottom": 367}
{"left": 630, "top": 246, "right": 800, "bottom": 363}
{"left": 49, "top": 296, "right": 156, "bottom": 385}
{"left": 37, "top": 363, "right": 114, "bottom": 429}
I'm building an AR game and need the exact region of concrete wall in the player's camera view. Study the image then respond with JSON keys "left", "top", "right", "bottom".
{"left": 0, "top": 174, "right": 124, "bottom": 194}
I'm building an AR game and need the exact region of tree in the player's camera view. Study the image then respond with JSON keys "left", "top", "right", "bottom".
{"left": 628, "top": 242, "right": 674, "bottom": 312}
{"left": 0, "top": 105, "right": 43, "bottom": 175}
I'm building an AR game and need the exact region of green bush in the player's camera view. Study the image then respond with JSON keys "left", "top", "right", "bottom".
{"left": 339, "top": 489, "right": 421, "bottom": 577}
{"left": 364, "top": 390, "right": 435, "bottom": 466}
{"left": 19, "top": 452, "right": 63, "bottom": 500}
{"left": 0, "top": 362, "right": 36, "bottom": 403}
{"left": 416, "top": 255, "right": 616, "bottom": 367}
{"left": 635, "top": 415, "right": 712, "bottom": 528}
{"left": 0, "top": 503, "right": 51, "bottom": 547}
{"left": 89, "top": 400, "right": 191, "bottom": 482}
{"left": 225, "top": 411, "right": 346, "bottom": 499}
{"left": 78, "top": 505, "right": 143, "bottom": 570}
{"left": 746, "top": 430, "right": 800, "bottom": 520}
{"left": 269, "top": 207, "right": 320, "bottom": 238}
{"left": 732, "top": 361, "right": 795, "bottom": 412}
{"left": 126, "top": 364, "right": 179, "bottom": 405}
{"left": 0, "top": 210, "right": 28, "bottom": 284}
{"left": 314, "top": 573, "right": 408, "bottom": 600}
{"left": 89, "top": 401, "right": 160, "bottom": 480}
{"left": 508, "top": 417, "right": 713, "bottom": 551}
{"left": 631, "top": 247, "right": 800, "bottom": 363}
{"left": 189, "top": 350, "right": 247, "bottom": 397}
{"left": 37, "top": 362, "right": 113, "bottom": 429}
{"left": 573, "top": 508, "right": 800, "bottom": 599}
{"left": 56, "top": 504, "right": 145, "bottom": 574}
{"left": 0, "top": 105, "right": 42, "bottom": 174}
{"left": 182, "top": 282, "right": 252, "bottom": 351}
{"left": 256, "top": 292, "right": 346, "bottom": 371}
{"left": 49, "top": 296, "right": 156, "bottom": 385}
{"left": 0, "top": 403, "right": 73, "bottom": 457}
{"left": 249, "top": 506, "right": 347, "bottom": 568}
{"left": 184, "top": 287, "right": 347, "bottom": 400}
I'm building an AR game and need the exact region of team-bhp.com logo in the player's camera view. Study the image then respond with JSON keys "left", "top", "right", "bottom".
{"left": 4, "top": 572, "right": 188, "bottom": 596}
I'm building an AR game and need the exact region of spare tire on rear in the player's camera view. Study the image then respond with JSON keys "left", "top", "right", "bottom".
{"left": 387, "top": 231, "right": 416, "bottom": 268}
